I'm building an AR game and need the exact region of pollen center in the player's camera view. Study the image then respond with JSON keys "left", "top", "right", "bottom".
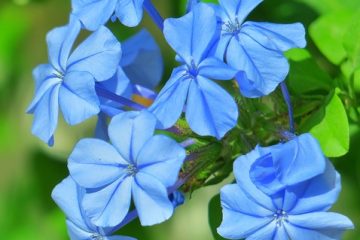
{"left": 273, "top": 210, "right": 288, "bottom": 227}
{"left": 54, "top": 70, "right": 65, "bottom": 79}
{"left": 127, "top": 164, "right": 138, "bottom": 176}
{"left": 185, "top": 60, "right": 199, "bottom": 79}
{"left": 223, "top": 18, "right": 241, "bottom": 34}
{"left": 91, "top": 233, "right": 104, "bottom": 240}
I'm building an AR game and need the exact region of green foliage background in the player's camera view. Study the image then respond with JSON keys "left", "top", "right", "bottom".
{"left": 0, "top": 0, "right": 359, "bottom": 239}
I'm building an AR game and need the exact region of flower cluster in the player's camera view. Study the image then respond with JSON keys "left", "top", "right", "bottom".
{"left": 27, "top": 0, "right": 354, "bottom": 239}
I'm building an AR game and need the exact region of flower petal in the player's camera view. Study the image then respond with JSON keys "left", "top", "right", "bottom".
{"left": 31, "top": 64, "right": 58, "bottom": 91}
{"left": 246, "top": 221, "right": 277, "bottom": 240}
{"left": 108, "top": 111, "right": 157, "bottom": 162}
{"left": 66, "top": 220, "right": 95, "bottom": 240}
{"left": 59, "top": 71, "right": 100, "bottom": 125}
{"left": 286, "top": 212, "right": 354, "bottom": 240}
{"left": 227, "top": 34, "right": 289, "bottom": 98}
{"left": 251, "top": 134, "right": 327, "bottom": 196}
{"left": 186, "top": 76, "right": 238, "bottom": 139}
{"left": 217, "top": 208, "right": 273, "bottom": 239}
{"left": 115, "top": 0, "right": 144, "bottom": 27}
{"left": 68, "top": 138, "right": 128, "bottom": 188}
{"left": 27, "top": 76, "right": 61, "bottom": 114}
{"left": 198, "top": 57, "right": 237, "bottom": 80}
{"left": 149, "top": 66, "right": 191, "bottom": 129}
{"left": 121, "top": 29, "right": 163, "bottom": 89}
{"left": 137, "top": 135, "right": 186, "bottom": 187}
{"left": 52, "top": 176, "right": 88, "bottom": 231}
{"left": 82, "top": 177, "right": 133, "bottom": 228}
{"left": 233, "top": 150, "right": 276, "bottom": 210}
{"left": 67, "top": 26, "right": 121, "bottom": 81}
{"left": 287, "top": 160, "right": 341, "bottom": 214}
{"left": 72, "top": 0, "right": 118, "bottom": 31}
{"left": 220, "top": 184, "right": 273, "bottom": 217}
{"left": 163, "top": 3, "right": 217, "bottom": 65}
{"left": 242, "top": 21, "right": 306, "bottom": 52}
{"left": 132, "top": 172, "right": 174, "bottom": 226}
{"left": 31, "top": 83, "right": 60, "bottom": 146}
{"left": 46, "top": 17, "right": 81, "bottom": 71}
{"left": 218, "top": 0, "right": 262, "bottom": 23}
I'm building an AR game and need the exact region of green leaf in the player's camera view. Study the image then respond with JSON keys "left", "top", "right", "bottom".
{"left": 354, "top": 69, "right": 360, "bottom": 93}
{"left": 310, "top": 90, "right": 350, "bottom": 157}
{"left": 296, "top": 0, "right": 359, "bottom": 14}
{"left": 208, "top": 194, "right": 227, "bottom": 240}
{"left": 286, "top": 49, "right": 333, "bottom": 94}
{"left": 343, "top": 11, "right": 360, "bottom": 70}
{"left": 310, "top": 11, "right": 353, "bottom": 65}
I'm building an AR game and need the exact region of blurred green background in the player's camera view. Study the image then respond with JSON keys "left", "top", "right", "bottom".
{"left": 0, "top": 0, "right": 359, "bottom": 239}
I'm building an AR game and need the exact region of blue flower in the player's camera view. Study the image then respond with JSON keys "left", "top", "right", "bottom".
{"left": 27, "top": 17, "right": 121, "bottom": 145}
{"left": 72, "top": 0, "right": 145, "bottom": 31}
{"left": 52, "top": 176, "right": 136, "bottom": 240}
{"left": 149, "top": 4, "right": 239, "bottom": 139}
{"left": 68, "top": 110, "right": 186, "bottom": 227}
{"left": 249, "top": 133, "right": 326, "bottom": 196}
{"left": 218, "top": 134, "right": 354, "bottom": 240}
{"left": 95, "top": 29, "right": 163, "bottom": 138}
{"left": 213, "top": 0, "right": 306, "bottom": 98}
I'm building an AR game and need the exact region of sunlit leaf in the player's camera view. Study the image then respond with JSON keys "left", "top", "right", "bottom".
{"left": 310, "top": 11, "right": 353, "bottom": 65}
{"left": 310, "top": 90, "right": 350, "bottom": 157}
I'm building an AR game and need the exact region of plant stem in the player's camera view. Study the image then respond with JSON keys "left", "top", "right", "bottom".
{"left": 280, "top": 82, "right": 295, "bottom": 133}
{"left": 95, "top": 84, "right": 146, "bottom": 111}
{"left": 143, "top": 0, "right": 164, "bottom": 30}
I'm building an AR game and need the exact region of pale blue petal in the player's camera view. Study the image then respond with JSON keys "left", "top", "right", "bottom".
{"left": 132, "top": 172, "right": 174, "bottom": 226}
{"left": 121, "top": 29, "right": 163, "bottom": 89}
{"left": 100, "top": 67, "right": 132, "bottom": 97}
{"left": 52, "top": 177, "right": 88, "bottom": 231}
{"left": 227, "top": 34, "right": 289, "bottom": 98}
{"left": 220, "top": 184, "right": 273, "bottom": 217}
{"left": 198, "top": 57, "right": 237, "bottom": 80}
{"left": 59, "top": 71, "right": 100, "bottom": 125}
{"left": 66, "top": 220, "right": 95, "bottom": 240}
{"left": 233, "top": 150, "right": 276, "bottom": 210}
{"left": 31, "top": 83, "right": 60, "bottom": 146}
{"left": 163, "top": 3, "right": 217, "bottom": 65}
{"left": 137, "top": 135, "right": 186, "bottom": 187}
{"left": 186, "top": 76, "right": 238, "bottom": 139}
{"left": 46, "top": 18, "right": 81, "bottom": 72}
{"left": 68, "top": 26, "right": 121, "bottom": 81}
{"left": 219, "top": 0, "right": 263, "bottom": 23}
{"left": 82, "top": 177, "right": 132, "bottom": 228}
{"left": 149, "top": 66, "right": 191, "bottom": 129}
{"left": 68, "top": 138, "right": 128, "bottom": 188}
{"left": 242, "top": 21, "right": 306, "bottom": 52}
{"left": 246, "top": 221, "right": 277, "bottom": 240}
{"left": 27, "top": 76, "right": 61, "bottom": 113}
{"left": 286, "top": 212, "right": 354, "bottom": 240}
{"left": 252, "top": 134, "right": 327, "bottom": 196}
{"left": 115, "top": 0, "right": 144, "bottom": 27}
{"left": 108, "top": 111, "right": 157, "bottom": 162}
{"left": 272, "top": 225, "right": 290, "bottom": 240}
{"left": 217, "top": 208, "right": 273, "bottom": 239}
{"left": 72, "top": 0, "right": 118, "bottom": 31}
{"left": 288, "top": 160, "right": 341, "bottom": 214}
{"left": 31, "top": 64, "right": 58, "bottom": 91}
